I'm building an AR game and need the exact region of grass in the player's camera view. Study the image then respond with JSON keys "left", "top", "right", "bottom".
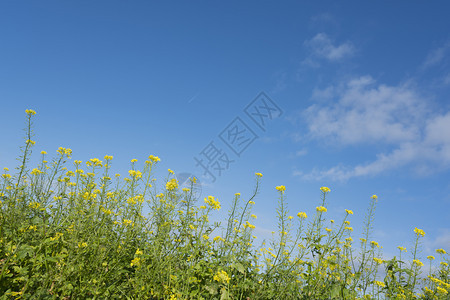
{"left": 0, "top": 109, "right": 449, "bottom": 299}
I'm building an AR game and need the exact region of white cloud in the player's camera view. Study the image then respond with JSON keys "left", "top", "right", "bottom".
{"left": 422, "top": 42, "right": 450, "bottom": 69}
{"left": 304, "top": 33, "right": 355, "bottom": 62}
{"left": 297, "top": 76, "right": 450, "bottom": 181}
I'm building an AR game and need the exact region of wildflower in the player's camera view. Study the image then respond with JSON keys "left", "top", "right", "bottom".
{"left": 345, "top": 226, "right": 353, "bottom": 231}
{"left": 288, "top": 216, "right": 293, "bottom": 220}
{"left": 374, "top": 281, "right": 385, "bottom": 288}
{"left": 413, "top": 259, "right": 424, "bottom": 267}
{"left": 325, "top": 228, "right": 332, "bottom": 232}
{"left": 104, "top": 155, "right": 113, "bottom": 160}
{"left": 235, "top": 193, "right": 240, "bottom": 196}
{"left": 131, "top": 159, "right": 138, "bottom": 163}
{"left": 168, "top": 169, "right": 174, "bottom": 174}
{"left": 398, "top": 246, "right": 407, "bottom": 252}
{"left": 78, "top": 242, "right": 88, "bottom": 248}
{"left": 165, "top": 178, "right": 178, "bottom": 191}
{"left": 204, "top": 196, "right": 221, "bottom": 210}
{"left": 344, "top": 221, "right": 350, "bottom": 225}
{"left": 360, "top": 238, "right": 367, "bottom": 243}
{"left": 130, "top": 257, "right": 141, "bottom": 267}
{"left": 371, "top": 195, "right": 378, "bottom": 199}
{"left": 373, "top": 257, "right": 383, "bottom": 264}
{"left": 148, "top": 155, "right": 160, "bottom": 162}
{"left": 427, "top": 256, "right": 435, "bottom": 260}
{"left": 202, "top": 235, "right": 209, "bottom": 240}
{"left": 346, "top": 237, "right": 353, "bottom": 242}
{"left": 255, "top": 172, "right": 263, "bottom": 177}
{"left": 441, "top": 262, "right": 448, "bottom": 267}
{"left": 249, "top": 200, "right": 255, "bottom": 205}
{"left": 25, "top": 109, "right": 36, "bottom": 115}
{"left": 297, "top": 212, "right": 307, "bottom": 218}
{"left": 182, "top": 188, "right": 190, "bottom": 192}
{"left": 414, "top": 227, "right": 425, "bottom": 237}
{"left": 214, "top": 236, "right": 225, "bottom": 242}
{"left": 437, "top": 286, "right": 448, "bottom": 295}
{"left": 330, "top": 219, "right": 335, "bottom": 223}
{"left": 26, "top": 139, "right": 36, "bottom": 145}
{"left": 371, "top": 241, "right": 379, "bottom": 248}
{"left": 41, "top": 151, "right": 47, "bottom": 155}
{"left": 123, "top": 219, "right": 132, "bottom": 226}
{"left": 345, "top": 209, "right": 353, "bottom": 215}
{"left": 251, "top": 214, "right": 257, "bottom": 219}
{"left": 30, "top": 168, "right": 43, "bottom": 176}
{"left": 320, "top": 187, "right": 330, "bottom": 193}
{"left": 213, "top": 270, "right": 230, "bottom": 284}
{"left": 276, "top": 185, "right": 286, "bottom": 192}
{"left": 436, "top": 248, "right": 447, "bottom": 255}
{"left": 316, "top": 206, "right": 327, "bottom": 213}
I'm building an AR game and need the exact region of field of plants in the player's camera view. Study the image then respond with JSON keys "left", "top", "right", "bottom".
{"left": 0, "top": 109, "right": 448, "bottom": 299}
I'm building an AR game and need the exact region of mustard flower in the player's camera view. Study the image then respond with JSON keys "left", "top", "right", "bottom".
{"left": 414, "top": 227, "right": 425, "bottom": 237}
{"left": 25, "top": 109, "right": 36, "bottom": 115}
{"left": 345, "top": 209, "right": 353, "bottom": 215}
{"left": 204, "top": 195, "right": 221, "bottom": 210}
{"left": 316, "top": 206, "right": 327, "bottom": 213}
{"left": 251, "top": 214, "right": 257, "bottom": 219}
{"left": 276, "top": 185, "right": 286, "bottom": 192}
{"left": 104, "top": 155, "right": 113, "bottom": 160}
{"left": 213, "top": 270, "right": 230, "bottom": 284}
{"left": 166, "top": 178, "right": 178, "bottom": 191}
{"left": 398, "top": 246, "right": 407, "bottom": 252}
{"left": 427, "top": 256, "right": 435, "bottom": 260}
{"left": 374, "top": 281, "right": 385, "bottom": 288}
{"left": 371, "top": 195, "right": 378, "bottom": 199}
{"left": 297, "top": 212, "right": 307, "bottom": 219}
{"left": 371, "top": 241, "right": 379, "bottom": 248}
{"left": 436, "top": 248, "right": 447, "bottom": 255}
{"left": 41, "top": 151, "right": 47, "bottom": 155}
{"left": 413, "top": 259, "right": 424, "bottom": 267}
{"left": 148, "top": 155, "right": 161, "bottom": 162}
{"left": 320, "top": 187, "right": 330, "bottom": 193}
{"left": 255, "top": 172, "right": 263, "bottom": 177}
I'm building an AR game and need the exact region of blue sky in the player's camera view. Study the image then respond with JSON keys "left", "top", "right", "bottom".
{"left": 1, "top": 1, "right": 449, "bottom": 261}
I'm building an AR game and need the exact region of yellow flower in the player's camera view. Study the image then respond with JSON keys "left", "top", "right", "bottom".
{"left": 182, "top": 188, "right": 190, "bottom": 192}
{"left": 249, "top": 200, "right": 255, "bottom": 205}
{"left": 213, "top": 270, "right": 230, "bottom": 284}
{"left": 40, "top": 151, "right": 47, "bottom": 155}
{"left": 413, "top": 259, "right": 424, "bottom": 267}
{"left": 374, "top": 281, "right": 385, "bottom": 288}
{"left": 204, "top": 196, "right": 221, "bottom": 210}
{"left": 371, "top": 195, "right": 378, "bottom": 199}
{"left": 25, "top": 109, "right": 36, "bottom": 115}
{"left": 316, "top": 206, "right": 327, "bottom": 213}
{"left": 251, "top": 214, "right": 257, "bottom": 219}
{"left": 165, "top": 178, "right": 178, "bottom": 191}
{"left": 398, "top": 246, "right": 407, "bottom": 252}
{"left": 373, "top": 257, "right": 383, "bottom": 264}
{"left": 78, "top": 242, "right": 88, "bottom": 248}
{"left": 26, "top": 139, "right": 36, "bottom": 145}
{"left": 320, "top": 187, "right": 331, "bottom": 193}
{"left": 288, "top": 216, "right": 293, "bottom": 220}
{"left": 148, "top": 155, "right": 160, "bottom": 162}
{"left": 275, "top": 185, "right": 286, "bottom": 192}
{"left": 104, "top": 155, "right": 113, "bottom": 160}
{"left": 345, "top": 226, "right": 353, "bottom": 231}
{"left": 235, "top": 193, "right": 241, "bottom": 196}
{"left": 255, "top": 172, "right": 263, "bottom": 177}
{"left": 214, "top": 236, "right": 225, "bottom": 242}
{"left": 325, "top": 228, "right": 332, "bottom": 232}
{"left": 202, "top": 235, "right": 209, "bottom": 240}
{"left": 345, "top": 209, "right": 353, "bottom": 215}
{"left": 436, "top": 248, "right": 447, "bottom": 255}
{"left": 297, "top": 212, "right": 307, "bottom": 219}
{"left": 414, "top": 227, "right": 425, "bottom": 237}
{"left": 427, "top": 256, "right": 435, "bottom": 260}
{"left": 168, "top": 169, "right": 174, "bottom": 174}
{"left": 371, "top": 241, "right": 379, "bottom": 248}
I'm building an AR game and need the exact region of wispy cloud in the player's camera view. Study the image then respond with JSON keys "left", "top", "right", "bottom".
{"left": 296, "top": 76, "right": 450, "bottom": 181}
{"left": 422, "top": 42, "right": 450, "bottom": 69}
{"left": 303, "top": 33, "right": 355, "bottom": 64}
